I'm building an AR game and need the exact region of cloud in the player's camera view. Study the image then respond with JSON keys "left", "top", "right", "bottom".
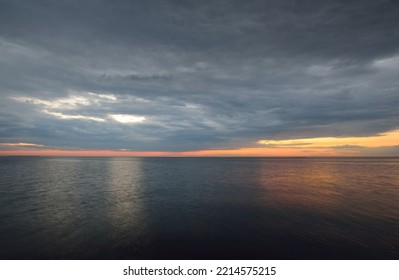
{"left": 42, "top": 110, "right": 106, "bottom": 122}
{"left": 1, "top": 0, "right": 399, "bottom": 154}
{"left": 373, "top": 55, "right": 399, "bottom": 70}
{"left": 109, "top": 114, "right": 146, "bottom": 124}
{"left": 359, "top": 145, "right": 399, "bottom": 156}
{"left": 0, "top": 142, "right": 43, "bottom": 147}
{"left": 121, "top": 73, "right": 172, "bottom": 81}
{"left": 330, "top": 145, "right": 365, "bottom": 149}
{"left": 11, "top": 95, "right": 91, "bottom": 110}
{"left": 88, "top": 92, "right": 117, "bottom": 101}
{"left": 257, "top": 130, "right": 399, "bottom": 148}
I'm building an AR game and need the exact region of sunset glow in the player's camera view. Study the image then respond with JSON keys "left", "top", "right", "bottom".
{"left": 2, "top": 129, "right": 398, "bottom": 157}
{"left": 257, "top": 130, "right": 399, "bottom": 148}
{"left": 0, "top": 148, "right": 339, "bottom": 157}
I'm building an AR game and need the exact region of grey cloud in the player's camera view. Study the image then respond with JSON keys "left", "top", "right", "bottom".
{"left": 1, "top": 0, "right": 399, "bottom": 152}
{"left": 359, "top": 146, "right": 399, "bottom": 156}
{"left": 107, "top": 73, "right": 173, "bottom": 81}
{"left": 330, "top": 145, "right": 365, "bottom": 149}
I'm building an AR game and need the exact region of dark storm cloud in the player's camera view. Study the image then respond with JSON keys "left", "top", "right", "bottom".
{"left": 1, "top": 0, "right": 399, "bottom": 151}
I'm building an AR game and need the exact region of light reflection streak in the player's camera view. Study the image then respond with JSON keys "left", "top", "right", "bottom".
{"left": 105, "top": 158, "right": 147, "bottom": 242}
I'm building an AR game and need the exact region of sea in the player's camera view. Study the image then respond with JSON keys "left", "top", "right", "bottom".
{"left": 0, "top": 157, "right": 398, "bottom": 259}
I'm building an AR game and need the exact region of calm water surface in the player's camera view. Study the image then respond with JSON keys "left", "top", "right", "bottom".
{"left": 1, "top": 157, "right": 399, "bottom": 259}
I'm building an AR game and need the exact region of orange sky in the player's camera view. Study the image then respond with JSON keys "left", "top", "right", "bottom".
{"left": 0, "top": 129, "right": 398, "bottom": 157}
{"left": 0, "top": 147, "right": 339, "bottom": 157}
{"left": 257, "top": 129, "right": 399, "bottom": 148}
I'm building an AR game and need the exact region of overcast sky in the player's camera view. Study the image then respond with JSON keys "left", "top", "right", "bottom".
{"left": 1, "top": 0, "right": 399, "bottom": 155}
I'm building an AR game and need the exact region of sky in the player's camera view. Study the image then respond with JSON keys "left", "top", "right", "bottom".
{"left": 1, "top": 0, "right": 399, "bottom": 156}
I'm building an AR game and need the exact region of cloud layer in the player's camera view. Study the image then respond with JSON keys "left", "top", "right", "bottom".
{"left": 1, "top": 0, "right": 399, "bottom": 154}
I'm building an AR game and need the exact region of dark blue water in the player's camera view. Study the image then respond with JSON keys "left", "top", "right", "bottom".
{"left": 1, "top": 157, "right": 399, "bottom": 259}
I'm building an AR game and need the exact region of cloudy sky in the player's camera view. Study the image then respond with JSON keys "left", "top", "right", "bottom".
{"left": 1, "top": 0, "right": 399, "bottom": 156}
